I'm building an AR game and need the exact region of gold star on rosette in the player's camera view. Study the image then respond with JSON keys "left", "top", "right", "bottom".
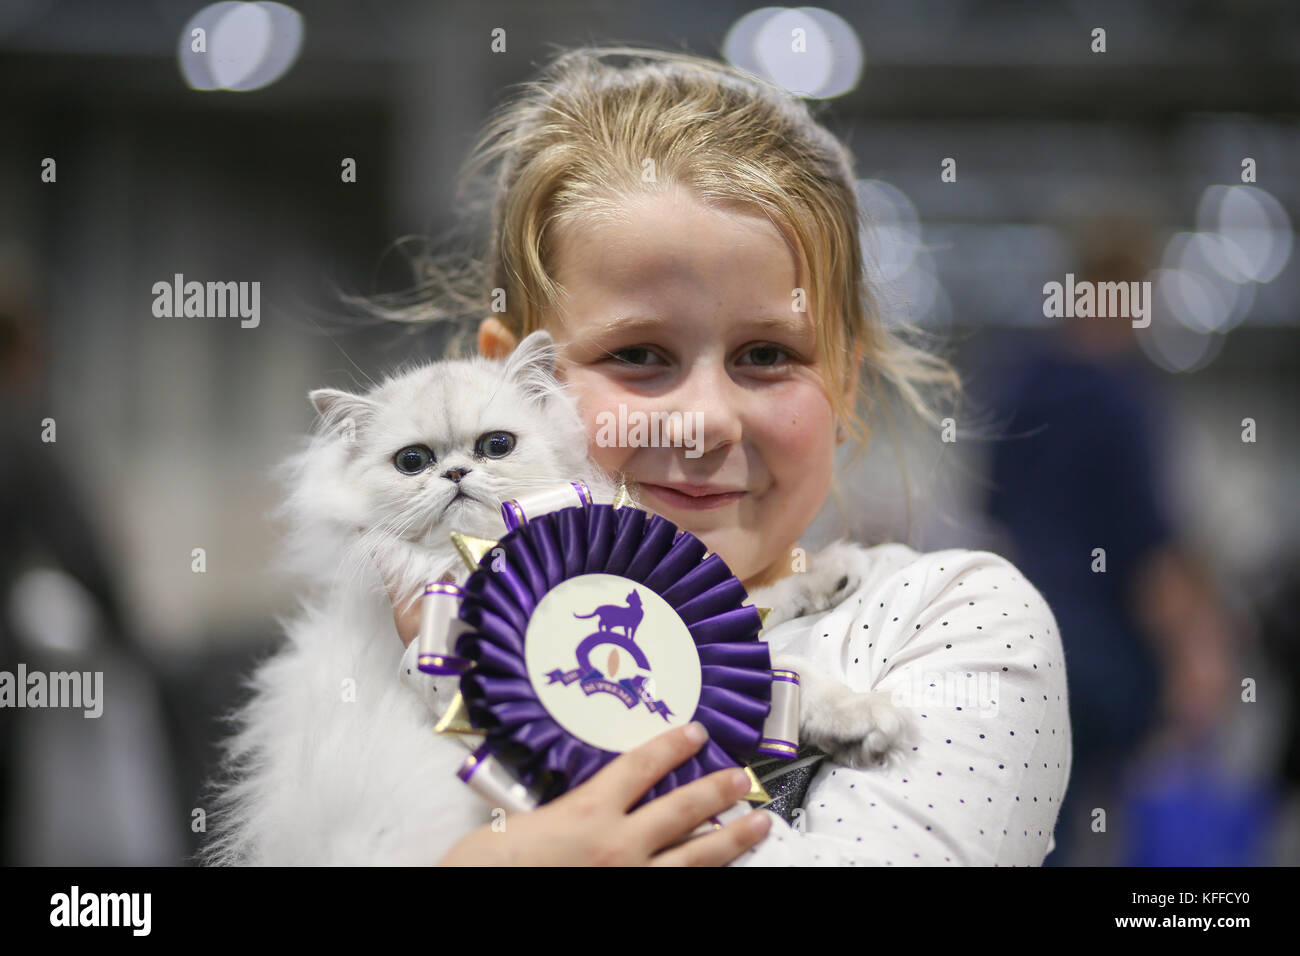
{"left": 611, "top": 475, "right": 634, "bottom": 510}
{"left": 740, "top": 767, "right": 771, "bottom": 803}
{"left": 433, "top": 690, "right": 482, "bottom": 737}
{"left": 449, "top": 530, "right": 498, "bottom": 571}
{"left": 434, "top": 474, "right": 775, "bottom": 805}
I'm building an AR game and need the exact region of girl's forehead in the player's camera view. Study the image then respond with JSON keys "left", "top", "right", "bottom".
{"left": 553, "top": 311, "right": 815, "bottom": 342}
{"left": 539, "top": 191, "right": 828, "bottom": 350}
{"left": 550, "top": 190, "right": 802, "bottom": 285}
{"left": 546, "top": 251, "right": 805, "bottom": 326}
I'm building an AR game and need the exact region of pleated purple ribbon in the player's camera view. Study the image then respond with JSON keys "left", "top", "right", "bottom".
{"left": 454, "top": 503, "right": 770, "bottom": 808}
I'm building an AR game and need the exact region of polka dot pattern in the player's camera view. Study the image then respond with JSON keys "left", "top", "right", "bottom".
{"left": 730, "top": 544, "right": 1073, "bottom": 867}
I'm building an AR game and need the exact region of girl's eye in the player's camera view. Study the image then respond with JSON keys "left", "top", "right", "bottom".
{"left": 608, "top": 346, "right": 663, "bottom": 367}
{"left": 603, "top": 343, "right": 795, "bottom": 370}
{"left": 394, "top": 445, "right": 435, "bottom": 475}
{"left": 740, "top": 344, "right": 795, "bottom": 367}
{"left": 475, "top": 431, "right": 516, "bottom": 459}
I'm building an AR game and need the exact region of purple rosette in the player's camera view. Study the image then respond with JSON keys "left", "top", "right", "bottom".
{"left": 453, "top": 502, "right": 771, "bottom": 808}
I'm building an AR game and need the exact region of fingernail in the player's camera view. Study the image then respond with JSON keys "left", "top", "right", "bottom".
{"left": 730, "top": 768, "right": 750, "bottom": 791}
{"left": 685, "top": 721, "right": 708, "bottom": 744}
{"left": 748, "top": 811, "right": 772, "bottom": 834}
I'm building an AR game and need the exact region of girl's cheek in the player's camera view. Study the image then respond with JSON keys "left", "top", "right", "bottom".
{"left": 563, "top": 373, "right": 636, "bottom": 468}
{"left": 769, "top": 387, "right": 835, "bottom": 454}
{"left": 590, "top": 442, "right": 631, "bottom": 477}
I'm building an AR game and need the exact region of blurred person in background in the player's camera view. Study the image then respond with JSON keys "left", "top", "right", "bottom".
{"left": 1255, "top": 550, "right": 1300, "bottom": 862}
{"left": 979, "top": 200, "right": 1245, "bottom": 866}
{"left": 0, "top": 244, "right": 184, "bottom": 863}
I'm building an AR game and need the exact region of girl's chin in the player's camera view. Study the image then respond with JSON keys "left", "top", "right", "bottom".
{"left": 674, "top": 526, "right": 753, "bottom": 580}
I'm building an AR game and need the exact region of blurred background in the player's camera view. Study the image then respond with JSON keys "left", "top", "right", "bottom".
{"left": 0, "top": 0, "right": 1295, "bottom": 865}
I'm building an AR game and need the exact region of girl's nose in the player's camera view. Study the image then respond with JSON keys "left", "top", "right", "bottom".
{"left": 674, "top": 365, "right": 743, "bottom": 456}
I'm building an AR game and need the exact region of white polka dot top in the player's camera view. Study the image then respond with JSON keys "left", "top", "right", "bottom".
{"left": 732, "top": 542, "right": 1073, "bottom": 866}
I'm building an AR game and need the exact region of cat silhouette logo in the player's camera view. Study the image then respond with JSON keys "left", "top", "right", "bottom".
{"left": 544, "top": 588, "right": 672, "bottom": 721}
{"left": 573, "top": 590, "right": 643, "bottom": 640}
{"left": 525, "top": 572, "right": 701, "bottom": 752}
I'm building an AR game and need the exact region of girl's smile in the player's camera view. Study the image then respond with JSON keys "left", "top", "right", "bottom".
{"left": 636, "top": 481, "right": 747, "bottom": 511}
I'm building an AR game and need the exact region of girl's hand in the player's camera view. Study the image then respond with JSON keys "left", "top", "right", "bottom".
{"left": 435, "top": 722, "right": 773, "bottom": 866}
{"left": 389, "top": 581, "right": 421, "bottom": 647}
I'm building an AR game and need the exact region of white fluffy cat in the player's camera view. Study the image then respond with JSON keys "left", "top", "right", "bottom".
{"left": 200, "top": 330, "right": 904, "bottom": 864}
{"left": 277, "top": 329, "right": 616, "bottom": 623}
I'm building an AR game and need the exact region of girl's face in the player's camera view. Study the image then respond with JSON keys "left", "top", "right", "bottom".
{"left": 486, "top": 186, "right": 853, "bottom": 591}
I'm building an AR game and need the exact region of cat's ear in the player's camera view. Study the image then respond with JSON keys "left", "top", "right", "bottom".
{"left": 309, "top": 387, "right": 375, "bottom": 435}
{"left": 500, "top": 330, "right": 561, "bottom": 405}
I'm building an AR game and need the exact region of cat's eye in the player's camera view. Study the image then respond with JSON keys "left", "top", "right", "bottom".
{"left": 393, "top": 444, "right": 435, "bottom": 475}
{"left": 475, "top": 431, "right": 516, "bottom": 459}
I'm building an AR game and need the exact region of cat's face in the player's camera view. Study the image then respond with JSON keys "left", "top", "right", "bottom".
{"left": 307, "top": 331, "right": 588, "bottom": 549}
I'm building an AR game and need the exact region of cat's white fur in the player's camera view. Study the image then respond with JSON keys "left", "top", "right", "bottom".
{"left": 198, "top": 330, "right": 906, "bottom": 865}
{"left": 748, "top": 544, "right": 913, "bottom": 768}
{"left": 278, "top": 330, "right": 618, "bottom": 621}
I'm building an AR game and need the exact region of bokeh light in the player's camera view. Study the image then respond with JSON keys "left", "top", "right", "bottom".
{"left": 724, "top": 6, "right": 863, "bottom": 98}
{"left": 178, "top": 2, "right": 302, "bottom": 92}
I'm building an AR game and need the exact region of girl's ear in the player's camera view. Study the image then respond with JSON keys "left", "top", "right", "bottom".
{"left": 478, "top": 316, "right": 518, "bottom": 359}
{"left": 308, "top": 388, "right": 376, "bottom": 436}
{"left": 501, "top": 329, "right": 561, "bottom": 405}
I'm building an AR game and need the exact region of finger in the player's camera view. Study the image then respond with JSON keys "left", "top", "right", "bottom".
{"left": 648, "top": 808, "right": 773, "bottom": 867}
{"left": 382, "top": 575, "right": 422, "bottom": 645}
{"left": 628, "top": 764, "right": 756, "bottom": 854}
{"left": 393, "top": 590, "right": 422, "bottom": 645}
{"left": 568, "top": 722, "right": 709, "bottom": 813}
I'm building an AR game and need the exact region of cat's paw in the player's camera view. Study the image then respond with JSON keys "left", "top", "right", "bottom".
{"left": 815, "top": 690, "right": 910, "bottom": 770}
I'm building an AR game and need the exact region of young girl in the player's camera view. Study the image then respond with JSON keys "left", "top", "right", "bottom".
{"left": 209, "top": 45, "right": 1071, "bottom": 866}
{"left": 390, "top": 45, "right": 1071, "bottom": 866}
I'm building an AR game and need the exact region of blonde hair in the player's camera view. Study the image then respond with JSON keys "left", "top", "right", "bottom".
{"left": 351, "top": 44, "right": 960, "bottom": 474}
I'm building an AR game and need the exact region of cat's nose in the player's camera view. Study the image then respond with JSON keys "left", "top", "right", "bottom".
{"left": 442, "top": 466, "right": 471, "bottom": 483}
